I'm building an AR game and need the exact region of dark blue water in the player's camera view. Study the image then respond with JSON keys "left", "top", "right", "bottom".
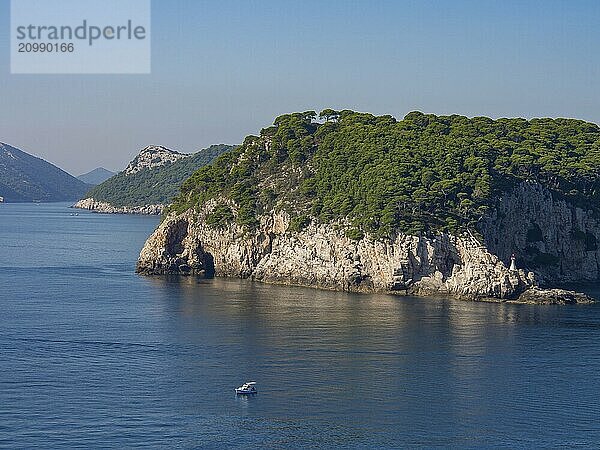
{"left": 1, "top": 203, "right": 600, "bottom": 448}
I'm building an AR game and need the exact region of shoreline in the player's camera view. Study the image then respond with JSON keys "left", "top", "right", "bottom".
{"left": 136, "top": 271, "right": 596, "bottom": 305}
{"left": 72, "top": 197, "right": 163, "bottom": 215}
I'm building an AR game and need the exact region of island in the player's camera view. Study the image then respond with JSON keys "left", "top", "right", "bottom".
{"left": 137, "top": 110, "right": 599, "bottom": 304}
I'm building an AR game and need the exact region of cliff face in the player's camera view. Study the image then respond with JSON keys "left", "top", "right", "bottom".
{"left": 136, "top": 187, "right": 594, "bottom": 304}
{"left": 480, "top": 181, "right": 600, "bottom": 283}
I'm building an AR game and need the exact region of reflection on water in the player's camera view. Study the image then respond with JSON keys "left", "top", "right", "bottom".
{"left": 141, "top": 275, "right": 600, "bottom": 445}
{"left": 1, "top": 204, "right": 600, "bottom": 447}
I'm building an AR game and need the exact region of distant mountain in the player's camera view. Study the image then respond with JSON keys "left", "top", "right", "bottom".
{"left": 77, "top": 167, "right": 115, "bottom": 185}
{"left": 75, "top": 144, "right": 234, "bottom": 213}
{"left": 0, "top": 142, "right": 88, "bottom": 202}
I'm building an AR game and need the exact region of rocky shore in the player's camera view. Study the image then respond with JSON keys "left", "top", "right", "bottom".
{"left": 73, "top": 198, "right": 163, "bottom": 215}
{"left": 136, "top": 195, "right": 595, "bottom": 305}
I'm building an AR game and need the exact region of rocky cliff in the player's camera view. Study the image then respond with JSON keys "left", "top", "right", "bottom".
{"left": 136, "top": 191, "right": 593, "bottom": 304}
{"left": 481, "top": 181, "right": 600, "bottom": 284}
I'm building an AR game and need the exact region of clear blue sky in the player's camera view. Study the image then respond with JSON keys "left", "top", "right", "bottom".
{"left": 1, "top": 0, "right": 599, "bottom": 174}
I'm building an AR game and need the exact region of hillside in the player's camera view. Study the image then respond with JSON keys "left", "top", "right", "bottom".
{"left": 0, "top": 142, "right": 88, "bottom": 202}
{"left": 80, "top": 144, "right": 234, "bottom": 209}
{"left": 77, "top": 167, "right": 115, "bottom": 185}
{"left": 171, "top": 110, "right": 600, "bottom": 236}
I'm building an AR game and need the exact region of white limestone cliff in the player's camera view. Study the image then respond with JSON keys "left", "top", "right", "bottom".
{"left": 136, "top": 186, "right": 595, "bottom": 304}
{"left": 480, "top": 181, "right": 600, "bottom": 283}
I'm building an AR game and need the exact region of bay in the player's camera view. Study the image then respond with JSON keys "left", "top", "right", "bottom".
{"left": 1, "top": 203, "right": 599, "bottom": 448}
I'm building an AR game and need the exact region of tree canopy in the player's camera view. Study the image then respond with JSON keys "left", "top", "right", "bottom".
{"left": 171, "top": 110, "right": 600, "bottom": 238}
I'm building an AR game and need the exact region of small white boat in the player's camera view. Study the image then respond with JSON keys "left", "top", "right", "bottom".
{"left": 235, "top": 381, "right": 257, "bottom": 395}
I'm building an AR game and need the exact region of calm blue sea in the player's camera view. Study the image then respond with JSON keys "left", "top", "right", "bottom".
{"left": 1, "top": 203, "right": 600, "bottom": 448}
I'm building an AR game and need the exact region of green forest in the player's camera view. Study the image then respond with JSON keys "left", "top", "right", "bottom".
{"left": 85, "top": 144, "right": 233, "bottom": 207}
{"left": 171, "top": 110, "right": 600, "bottom": 238}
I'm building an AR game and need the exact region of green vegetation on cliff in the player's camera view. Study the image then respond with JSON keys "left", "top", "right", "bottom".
{"left": 85, "top": 144, "right": 233, "bottom": 207}
{"left": 171, "top": 110, "right": 600, "bottom": 237}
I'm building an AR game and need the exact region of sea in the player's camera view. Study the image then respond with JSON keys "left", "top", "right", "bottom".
{"left": 1, "top": 202, "right": 600, "bottom": 448}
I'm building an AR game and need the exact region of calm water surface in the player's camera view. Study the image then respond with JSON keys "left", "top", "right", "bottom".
{"left": 1, "top": 203, "right": 600, "bottom": 448}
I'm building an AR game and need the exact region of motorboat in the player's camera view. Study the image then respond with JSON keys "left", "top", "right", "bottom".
{"left": 235, "top": 381, "right": 257, "bottom": 395}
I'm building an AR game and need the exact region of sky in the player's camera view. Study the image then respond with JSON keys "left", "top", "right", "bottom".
{"left": 1, "top": 0, "right": 600, "bottom": 175}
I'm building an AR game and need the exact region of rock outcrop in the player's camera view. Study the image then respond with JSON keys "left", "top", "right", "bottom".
{"left": 124, "top": 146, "right": 186, "bottom": 175}
{"left": 514, "top": 287, "right": 593, "bottom": 305}
{"left": 73, "top": 198, "right": 163, "bottom": 215}
{"left": 137, "top": 189, "right": 595, "bottom": 304}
